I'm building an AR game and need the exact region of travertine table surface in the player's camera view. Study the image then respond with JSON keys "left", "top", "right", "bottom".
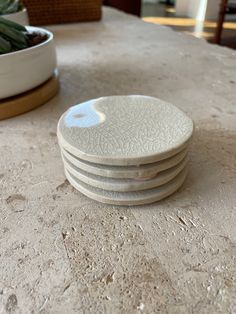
{"left": 1, "top": 7, "right": 236, "bottom": 314}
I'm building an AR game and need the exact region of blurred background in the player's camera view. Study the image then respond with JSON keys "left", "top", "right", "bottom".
{"left": 104, "top": 0, "right": 236, "bottom": 49}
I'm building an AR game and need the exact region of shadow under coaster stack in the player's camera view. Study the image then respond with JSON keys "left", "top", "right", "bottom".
{"left": 57, "top": 95, "right": 194, "bottom": 205}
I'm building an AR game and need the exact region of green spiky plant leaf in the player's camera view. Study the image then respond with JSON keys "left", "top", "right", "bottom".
{"left": 0, "top": 16, "right": 28, "bottom": 54}
{"left": 0, "top": 0, "right": 23, "bottom": 15}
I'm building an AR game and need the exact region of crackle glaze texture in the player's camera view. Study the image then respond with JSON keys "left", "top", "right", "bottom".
{"left": 58, "top": 95, "right": 193, "bottom": 165}
{"left": 0, "top": 7, "right": 236, "bottom": 314}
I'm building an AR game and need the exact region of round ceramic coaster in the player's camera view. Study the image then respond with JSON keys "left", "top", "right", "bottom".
{"left": 64, "top": 166, "right": 188, "bottom": 206}
{"left": 62, "top": 153, "right": 188, "bottom": 192}
{"left": 60, "top": 145, "right": 188, "bottom": 179}
{"left": 57, "top": 96, "right": 193, "bottom": 166}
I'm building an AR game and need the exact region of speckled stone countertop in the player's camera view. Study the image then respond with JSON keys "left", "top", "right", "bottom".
{"left": 0, "top": 7, "right": 236, "bottom": 313}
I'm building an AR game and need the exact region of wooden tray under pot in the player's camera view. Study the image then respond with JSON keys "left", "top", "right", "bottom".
{"left": 0, "top": 72, "right": 59, "bottom": 121}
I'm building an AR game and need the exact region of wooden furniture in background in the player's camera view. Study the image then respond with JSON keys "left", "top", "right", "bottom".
{"left": 23, "top": 0, "right": 102, "bottom": 25}
{"left": 103, "top": 0, "right": 141, "bottom": 16}
{"left": 215, "top": 0, "right": 229, "bottom": 44}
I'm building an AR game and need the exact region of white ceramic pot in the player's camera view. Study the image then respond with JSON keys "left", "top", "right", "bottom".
{"left": 0, "top": 27, "right": 57, "bottom": 99}
{"left": 2, "top": 8, "right": 29, "bottom": 25}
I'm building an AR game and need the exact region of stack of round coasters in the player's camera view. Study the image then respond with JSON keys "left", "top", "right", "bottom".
{"left": 57, "top": 96, "right": 194, "bottom": 205}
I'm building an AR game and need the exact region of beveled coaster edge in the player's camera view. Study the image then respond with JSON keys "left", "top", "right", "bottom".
{"left": 64, "top": 167, "right": 188, "bottom": 206}
{"left": 60, "top": 144, "right": 189, "bottom": 179}
{"left": 58, "top": 128, "right": 192, "bottom": 166}
{"left": 62, "top": 153, "right": 188, "bottom": 192}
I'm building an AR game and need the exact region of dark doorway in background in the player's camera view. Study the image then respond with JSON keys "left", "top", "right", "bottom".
{"left": 104, "top": 0, "right": 141, "bottom": 16}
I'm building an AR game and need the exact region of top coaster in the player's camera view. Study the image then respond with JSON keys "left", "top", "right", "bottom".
{"left": 58, "top": 96, "right": 193, "bottom": 166}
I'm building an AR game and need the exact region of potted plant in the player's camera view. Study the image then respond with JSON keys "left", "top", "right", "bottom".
{"left": 0, "top": 0, "right": 29, "bottom": 25}
{"left": 0, "top": 17, "right": 57, "bottom": 99}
